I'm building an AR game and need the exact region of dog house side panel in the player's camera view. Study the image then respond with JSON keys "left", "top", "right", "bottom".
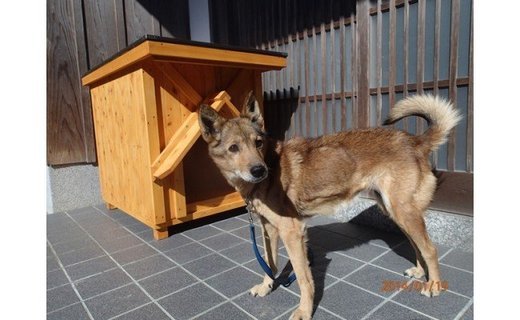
{"left": 90, "top": 69, "right": 163, "bottom": 227}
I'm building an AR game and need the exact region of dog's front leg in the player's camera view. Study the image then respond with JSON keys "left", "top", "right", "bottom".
{"left": 250, "top": 216, "right": 279, "bottom": 297}
{"left": 279, "top": 217, "right": 314, "bottom": 320}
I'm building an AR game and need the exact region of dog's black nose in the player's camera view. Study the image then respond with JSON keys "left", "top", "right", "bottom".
{"left": 250, "top": 165, "right": 267, "bottom": 178}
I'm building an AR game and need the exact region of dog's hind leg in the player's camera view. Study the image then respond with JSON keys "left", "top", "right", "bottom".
{"left": 250, "top": 217, "right": 279, "bottom": 297}
{"left": 402, "top": 234, "right": 427, "bottom": 279}
{"left": 387, "top": 198, "right": 442, "bottom": 297}
{"left": 279, "top": 217, "right": 314, "bottom": 320}
{"left": 375, "top": 191, "right": 426, "bottom": 279}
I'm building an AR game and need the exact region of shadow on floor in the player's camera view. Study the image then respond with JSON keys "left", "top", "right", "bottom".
{"left": 272, "top": 205, "right": 418, "bottom": 316}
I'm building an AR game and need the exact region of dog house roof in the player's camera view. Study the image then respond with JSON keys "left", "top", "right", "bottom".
{"left": 82, "top": 35, "right": 287, "bottom": 86}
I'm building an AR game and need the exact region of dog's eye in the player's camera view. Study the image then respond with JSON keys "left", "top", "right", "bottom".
{"left": 255, "top": 139, "right": 263, "bottom": 148}
{"left": 228, "top": 144, "right": 239, "bottom": 153}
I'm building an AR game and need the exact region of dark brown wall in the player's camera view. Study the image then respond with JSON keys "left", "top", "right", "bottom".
{"left": 47, "top": 0, "right": 95, "bottom": 164}
{"left": 47, "top": 0, "right": 190, "bottom": 165}
{"left": 209, "top": 0, "right": 356, "bottom": 48}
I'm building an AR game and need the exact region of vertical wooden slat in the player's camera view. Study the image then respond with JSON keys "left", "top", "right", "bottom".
{"left": 289, "top": 33, "right": 295, "bottom": 88}
{"left": 356, "top": 0, "right": 370, "bottom": 129}
{"left": 340, "top": 16, "right": 347, "bottom": 130}
{"left": 272, "top": 91, "right": 277, "bottom": 138}
{"left": 389, "top": 0, "right": 397, "bottom": 110}
{"left": 250, "top": 0, "right": 256, "bottom": 46}
{"left": 157, "top": 0, "right": 190, "bottom": 39}
{"left": 141, "top": 68, "right": 167, "bottom": 224}
{"left": 447, "top": 0, "right": 460, "bottom": 171}
{"left": 290, "top": 87, "right": 298, "bottom": 138}
{"left": 287, "top": 34, "right": 296, "bottom": 138}
{"left": 259, "top": 0, "right": 265, "bottom": 45}
{"left": 403, "top": 0, "right": 409, "bottom": 98}
{"left": 433, "top": 0, "right": 441, "bottom": 96}
{"left": 304, "top": 28, "right": 311, "bottom": 137}
{"left": 432, "top": 0, "right": 442, "bottom": 168}
{"left": 279, "top": 89, "right": 284, "bottom": 140}
{"left": 313, "top": 25, "right": 318, "bottom": 136}
{"left": 262, "top": 45, "right": 268, "bottom": 92}
{"left": 351, "top": 12, "right": 357, "bottom": 128}
{"left": 402, "top": 0, "right": 409, "bottom": 131}
{"left": 275, "top": 89, "right": 282, "bottom": 139}
{"left": 279, "top": 43, "right": 284, "bottom": 89}
{"left": 83, "top": 0, "right": 126, "bottom": 67}
{"left": 330, "top": 18, "right": 336, "bottom": 132}
{"left": 124, "top": 0, "right": 161, "bottom": 43}
{"left": 208, "top": 0, "right": 228, "bottom": 45}
{"left": 321, "top": 22, "right": 327, "bottom": 134}
{"left": 266, "top": 0, "right": 271, "bottom": 45}
{"left": 271, "top": 0, "right": 276, "bottom": 44}
{"left": 269, "top": 41, "right": 275, "bottom": 90}
{"left": 466, "top": 5, "right": 473, "bottom": 172}
{"left": 416, "top": 0, "right": 426, "bottom": 134}
{"left": 247, "top": 0, "right": 253, "bottom": 46}
{"left": 277, "top": 0, "right": 283, "bottom": 41}
{"left": 260, "top": 43, "right": 267, "bottom": 89}
{"left": 254, "top": 70, "right": 264, "bottom": 120}
{"left": 276, "top": 42, "right": 282, "bottom": 90}
{"left": 299, "top": 32, "right": 304, "bottom": 137}
{"left": 258, "top": 0, "right": 264, "bottom": 46}
{"left": 376, "top": 0, "right": 383, "bottom": 125}
{"left": 284, "top": 40, "right": 289, "bottom": 89}
{"left": 264, "top": 91, "right": 269, "bottom": 128}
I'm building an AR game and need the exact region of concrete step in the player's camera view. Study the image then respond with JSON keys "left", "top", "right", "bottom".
{"left": 328, "top": 197, "right": 473, "bottom": 252}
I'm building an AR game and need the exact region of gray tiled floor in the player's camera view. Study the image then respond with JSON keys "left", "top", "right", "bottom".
{"left": 47, "top": 205, "right": 473, "bottom": 320}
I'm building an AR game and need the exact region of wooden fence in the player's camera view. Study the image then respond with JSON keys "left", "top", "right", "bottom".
{"left": 47, "top": 0, "right": 190, "bottom": 165}
{"left": 260, "top": 0, "right": 473, "bottom": 173}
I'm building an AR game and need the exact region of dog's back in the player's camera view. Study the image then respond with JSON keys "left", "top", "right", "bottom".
{"left": 279, "top": 94, "right": 461, "bottom": 216}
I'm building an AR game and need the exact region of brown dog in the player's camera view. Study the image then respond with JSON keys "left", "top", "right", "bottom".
{"left": 198, "top": 93, "right": 461, "bottom": 320}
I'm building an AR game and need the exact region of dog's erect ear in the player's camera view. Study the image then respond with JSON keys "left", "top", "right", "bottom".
{"left": 241, "top": 91, "right": 264, "bottom": 128}
{"left": 198, "top": 104, "right": 224, "bottom": 143}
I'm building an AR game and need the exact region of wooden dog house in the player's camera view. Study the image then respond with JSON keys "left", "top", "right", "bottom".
{"left": 82, "top": 36, "right": 286, "bottom": 240}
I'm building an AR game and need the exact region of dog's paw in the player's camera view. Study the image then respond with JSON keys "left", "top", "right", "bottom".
{"left": 249, "top": 282, "right": 273, "bottom": 297}
{"left": 420, "top": 280, "right": 443, "bottom": 297}
{"left": 404, "top": 266, "right": 425, "bottom": 279}
{"left": 289, "top": 308, "right": 311, "bottom": 320}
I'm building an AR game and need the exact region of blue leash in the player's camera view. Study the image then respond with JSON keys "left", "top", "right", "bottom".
{"left": 247, "top": 207, "right": 312, "bottom": 288}
{"left": 248, "top": 216, "right": 297, "bottom": 287}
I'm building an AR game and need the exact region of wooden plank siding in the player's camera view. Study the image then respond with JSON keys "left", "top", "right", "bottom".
{"left": 47, "top": 0, "right": 190, "bottom": 165}
{"left": 47, "top": 0, "right": 96, "bottom": 164}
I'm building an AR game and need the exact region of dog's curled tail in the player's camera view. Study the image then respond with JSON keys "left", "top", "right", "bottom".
{"left": 384, "top": 94, "right": 462, "bottom": 154}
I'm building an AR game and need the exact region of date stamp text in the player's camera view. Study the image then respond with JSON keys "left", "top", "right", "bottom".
{"left": 380, "top": 280, "right": 449, "bottom": 292}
